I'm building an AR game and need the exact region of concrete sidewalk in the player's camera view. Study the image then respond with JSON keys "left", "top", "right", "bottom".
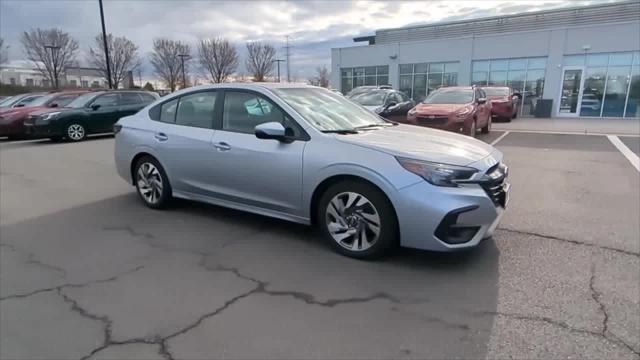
{"left": 492, "top": 117, "right": 640, "bottom": 136}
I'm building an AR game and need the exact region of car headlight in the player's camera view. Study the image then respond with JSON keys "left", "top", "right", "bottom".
{"left": 35, "top": 112, "right": 60, "bottom": 125}
{"left": 408, "top": 107, "right": 417, "bottom": 116}
{"left": 453, "top": 107, "right": 472, "bottom": 120}
{"left": 396, "top": 157, "right": 478, "bottom": 187}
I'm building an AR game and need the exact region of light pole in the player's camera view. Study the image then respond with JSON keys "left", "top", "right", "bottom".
{"left": 178, "top": 54, "right": 190, "bottom": 89}
{"left": 44, "top": 44, "right": 60, "bottom": 89}
{"left": 273, "top": 59, "right": 285, "bottom": 82}
{"left": 98, "top": 0, "right": 113, "bottom": 89}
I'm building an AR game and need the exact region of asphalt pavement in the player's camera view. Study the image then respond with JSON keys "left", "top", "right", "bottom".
{"left": 0, "top": 130, "right": 638, "bottom": 359}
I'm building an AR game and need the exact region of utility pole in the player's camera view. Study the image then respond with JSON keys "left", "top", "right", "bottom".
{"left": 178, "top": 54, "right": 190, "bottom": 89}
{"left": 98, "top": 0, "right": 112, "bottom": 89}
{"left": 284, "top": 35, "right": 291, "bottom": 82}
{"left": 44, "top": 44, "right": 60, "bottom": 88}
{"left": 273, "top": 59, "right": 285, "bottom": 82}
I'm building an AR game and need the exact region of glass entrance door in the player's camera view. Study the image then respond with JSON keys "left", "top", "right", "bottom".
{"left": 557, "top": 67, "right": 585, "bottom": 117}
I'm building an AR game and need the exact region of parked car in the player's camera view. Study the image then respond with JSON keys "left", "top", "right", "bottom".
{"left": 114, "top": 83, "right": 509, "bottom": 259}
{"left": 406, "top": 86, "right": 492, "bottom": 137}
{"left": 0, "top": 93, "right": 47, "bottom": 109}
{"left": 0, "top": 91, "right": 88, "bottom": 140}
{"left": 24, "top": 90, "right": 159, "bottom": 142}
{"left": 346, "top": 85, "right": 392, "bottom": 98}
{"left": 483, "top": 86, "right": 520, "bottom": 122}
{"left": 349, "top": 88, "right": 415, "bottom": 122}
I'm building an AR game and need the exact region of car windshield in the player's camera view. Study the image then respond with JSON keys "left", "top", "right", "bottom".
{"left": 27, "top": 94, "right": 58, "bottom": 107}
{"left": 349, "top": 91, "right": 387, "bottom": 106}
{"left": 273, "top": 87, "right": 389, "bottom": 132}
{"left": 423, "top": 90, "right": 474, "bottom": 104}
{"left": 0, "top": 96, "right": 13, "bottom": 106}
{"left": 66, "top": 92, "right": 101, "bottom": 108}
{"left": 483, "top": 88, "right": 510, "bottom": 96}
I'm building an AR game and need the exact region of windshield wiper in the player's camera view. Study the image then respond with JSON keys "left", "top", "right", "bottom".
{"left": 321, "top": 129, "right": 359, "bottom": 134}
{"left": 354, "top": 123, "right": 396, "bottom": 130}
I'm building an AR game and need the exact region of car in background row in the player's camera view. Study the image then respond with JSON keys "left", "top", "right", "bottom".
{"left": 483, "top": 86, "right": 520, "bottom": 122}
{"left": 0, "top": 92, "right": 47, "bottom": 109}
{"left": 24, "top": 90, "right": 159, "bottom": 142}
{"left": 406, "top": 86, "right": 492, "bottom": 137}
{"left": 0, "top": 91, "right": 88, "bottom": 139}
{"left": 348, "top": 88, "right": 415, "bottom": 122}
{"left": 346, "top": 85, "right": 392, "bottom": 98}
{"left": 114, "top": 83, "right": 509, "bottom": 259}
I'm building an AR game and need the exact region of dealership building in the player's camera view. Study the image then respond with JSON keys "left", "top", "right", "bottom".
{"left": 331, "top": 1, "right": 640, "bottom": 118}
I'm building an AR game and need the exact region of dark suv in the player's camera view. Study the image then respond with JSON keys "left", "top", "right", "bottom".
{"left": 348, "top": 88, "right": 415, "bottom": 122}
{"left": 25, "top": 90, "right": 159, "bottom": 141}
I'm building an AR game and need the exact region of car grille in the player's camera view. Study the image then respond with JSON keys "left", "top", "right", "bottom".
{"left": 481, "top": 163, "right": 508, "bottom": 207}
{"left": 416, "top": 116, "right": 448, "bottom": 125}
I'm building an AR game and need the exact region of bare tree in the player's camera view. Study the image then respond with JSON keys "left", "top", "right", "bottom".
{"left": 87, "top": 33, "right": 140, "bottom": 89}
{"left": 198, "top": 38, "right": 238, "bottom": 83}
{"left": 20, "top": 28, "right": 78, "bottom": 88}
{"left": 150, "top": 38, "right": 191, "bottom": 92}
{"left": 245, "top": 42, "right": 275, "bottom": 82}
{"left": 309, "top": 65, "right": 330, "bottom": 88}
{"left": 0, "top": 37, "right": 8, "bottom": 64}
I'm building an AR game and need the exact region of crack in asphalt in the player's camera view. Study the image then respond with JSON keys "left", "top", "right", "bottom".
{"left": 58, "top": 288, "right": 113, "bottom": 354}
{"left": 26, "top": 253, "right": 67, "bottom": 277}
{"left": 0, "top": 266, "right": 144, "bottom": 301}
{"left": 496, "top": 227, "right": 639, "bottom": 257}
{"left": 102, "top": 225, "right": 155, "bottom": 239}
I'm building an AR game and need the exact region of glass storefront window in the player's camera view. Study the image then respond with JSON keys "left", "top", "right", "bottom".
{"left": 524, "top": 69, "right": 546, "bottom": 116}
{"left": 527, "top": 58, "right": 547, "bottom": 69}
{"left": 609, "top": 53, "right": 633, "bottom": 66}
{"left": 472, "top": 72, "right": 488, "bottom": 86}
{"left": 625, "top": 66, "right": 640, "bottom": 118}
{"left": 474, "top": 61, "right": 489, "bottom": 72}
{"left": 489, "top": 71, "right": 507, "bottom": 85}
{"left": 634, "top": 52, "right": 640, "bottom": 65}
{"left": 564, "top": 55, "right": 585, "bottom": 66}
{"left": 340, "top": 65, "right": 389, "bottom": 93}
{"left": 508, "top": 58, "right": 527, "bottom": 70}
{"left": 398, "top": 61, "right": 459, "bottom": 101}
{"left": 587, "top": 54, "right": 609, "bottom": 67}
{"left": 580, "top": 67, "right": 607, "bottom": 117}
{"left": 490, "top": 60, "right": 508, "bottom": 71}
{"left": 602, "top": 66, "right": 631, "bottom": 117}
{"left": 507, "top": 70, "right": 526, "bottom": 93}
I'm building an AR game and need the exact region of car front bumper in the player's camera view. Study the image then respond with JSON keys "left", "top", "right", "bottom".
{"left": 393, "top": 180, "right": 509, "bottom": 252}
{"left": 23, "top": 123, "right": 61, "bottom": 137}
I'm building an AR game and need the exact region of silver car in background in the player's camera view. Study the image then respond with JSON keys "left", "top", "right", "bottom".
{"left": 114, "top": 83, "right": 509, "bottom": 259}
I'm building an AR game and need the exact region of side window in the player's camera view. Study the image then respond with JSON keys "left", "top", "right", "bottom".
{"left": 140, "top": 93, "right": 157, "bottom": 103}
{"left": 175, "top": 92, "right": 217, "bottom": 129}
{"left": 393, "top": 93, "right": 404, "bottom": 104}
{"left": 119, "top": 93, "right": 143, "bottom": 105}
{"left": 222, "top": 91, "right": 286, "bottom": 134}
{"left": 92, "top": 93, "right": 119, "bottom": 107}
{"left": 52, "top": 95, "right": 77, "bottom": 107}
{"left": 159, "top": 98, "right": 179, "bottom": 123}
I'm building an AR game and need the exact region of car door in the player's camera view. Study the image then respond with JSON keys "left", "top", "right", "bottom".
{"left": 474, "top": 89, "right": 490, "bottom": 126}
{"left": 87, "top": 93, "right": 120, "bottom": 133}
{"left": 118, "top": 92, "right": 146, "bottom": 118}
{"left": 147, "top": 91, "right": 218, "bottom": 197}
{"left": 208, "top": 90, "right": 306, "bottom": 215}
{"left": 384, "top": 92, "right": 411, "bottom": 122}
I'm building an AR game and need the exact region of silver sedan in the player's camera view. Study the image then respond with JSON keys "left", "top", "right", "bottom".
{"left": 114, "top": 83, "right": 509, "bottom": 259}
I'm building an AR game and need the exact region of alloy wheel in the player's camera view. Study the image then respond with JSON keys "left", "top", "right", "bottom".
{"left": 67, "top": 124, "right": 85, "bottom": 141}
{"left": 136, "top": 162, "right": 163, "bottom": 205}
{"left": 325, "top": 191, "right": 381, "bottom": 252}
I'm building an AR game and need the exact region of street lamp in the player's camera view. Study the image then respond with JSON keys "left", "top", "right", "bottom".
{"left": 273, "top": 59, "right": 285, "bottom": 82}
{"left": 178, "top": 54, "right": 190, "bottom": 89}
{"left": 98, "top": 0, "right": 113, "bottom": 89}
{"left": 44, "top": 44, "right": 60, "bottom": 89}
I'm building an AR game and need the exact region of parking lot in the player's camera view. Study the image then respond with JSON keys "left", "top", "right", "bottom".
{"left": 0, "top": 130, "right": 638, "bottom": 359}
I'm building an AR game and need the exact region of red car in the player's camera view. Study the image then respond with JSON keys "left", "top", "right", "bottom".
{"left": 483, "top": 86, "right": 520, "bottom": 122}
{"left": 406, "top": 86, "right": 492, "bottom": 137}
{"left": 0, "top": 91, "right": 87, "bottom": 139}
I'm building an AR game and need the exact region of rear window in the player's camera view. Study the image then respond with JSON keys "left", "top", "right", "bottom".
{"left": 423, "top": 90, "right": 474, "bottom": 104}
{"left": 120, "top": 93, "right": 143, "bottom": 105}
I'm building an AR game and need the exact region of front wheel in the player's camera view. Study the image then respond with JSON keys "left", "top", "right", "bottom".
{"left": 65, "top": 123, "right": 86, "bottom": 142}
{"left": 134, "top": 156, "right": 172, "bottom": 209}
{"left": 317, "top": 181, "right": 398, "bottom": 259}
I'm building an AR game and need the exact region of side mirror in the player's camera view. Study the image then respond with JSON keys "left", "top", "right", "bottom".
{"left": 476, "top": 98, "right": 487, "bottom": 104}
{"left": 90, "top": 104, "right": 101, "bottom": 111}
{"left": 255, "top": 122, "right": 287, "bottom": 141}
{"left": 14, "top": 104, "right": 25, "bottom": 108}
{"left": 50, "top": 103, "right": 59, "bottom": 108}
{"left": 385, "top": 101, "right": 398, "bottom": 110}
{"left": 513, "top": 93, "right": 523, "bottom": 100}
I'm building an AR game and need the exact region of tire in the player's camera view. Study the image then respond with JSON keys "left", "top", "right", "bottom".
{"left": 133, "top": 156, "right": 172, "bottom": 209}
{"left": 317, "top": 181, "right": 398, "bottom": 259}
{"left": 481, "top": 117, "right": 491, "bottom": 134}
{"left": 65, "top": 123, "right": 87, "bottom": 142}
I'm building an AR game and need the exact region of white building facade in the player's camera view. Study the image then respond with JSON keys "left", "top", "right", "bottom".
{"left": 331, "top": 1, "right": 640, "bottom": 118}
{"left": 0, "top": 61, "right": 110, "bottom": 89}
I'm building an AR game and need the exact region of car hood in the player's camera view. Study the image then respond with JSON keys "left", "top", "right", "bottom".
{"left": 414, "top": 103, "right": 468, "bottom": 115}
{"left": 361, "top": 105, "right": 381, "bottom": 112}
{"left": 335, "top": 124, "right": 500, "bottom": 168}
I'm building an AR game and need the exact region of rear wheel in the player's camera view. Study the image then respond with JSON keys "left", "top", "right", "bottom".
{"left": 65, "top": 123, "right": 86, "bottom": 142}
{"left": 317, "top": 181, "right": 398, "bottom": 259}
{"left": 134, "top": 156, "right": 172, "bottom": 209}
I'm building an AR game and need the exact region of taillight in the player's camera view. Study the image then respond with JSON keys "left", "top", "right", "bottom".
{"left": 113, "top": 124, "right": 122, "bottom": 135}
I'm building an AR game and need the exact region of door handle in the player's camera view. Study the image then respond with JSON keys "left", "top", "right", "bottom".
{"left": 213, "top": 142, "right": 231, "bottom": 151}
{"left": 154, "top": 132, "right": 168, "bottom": 141}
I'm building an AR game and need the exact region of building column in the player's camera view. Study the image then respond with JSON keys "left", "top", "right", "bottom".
{"left": 543, "top": 29, "right": 567, "bottom": 116}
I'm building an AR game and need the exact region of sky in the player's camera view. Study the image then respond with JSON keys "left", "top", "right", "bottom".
{"left": 0, "top": 0, "right": 617, "bottom": 83}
